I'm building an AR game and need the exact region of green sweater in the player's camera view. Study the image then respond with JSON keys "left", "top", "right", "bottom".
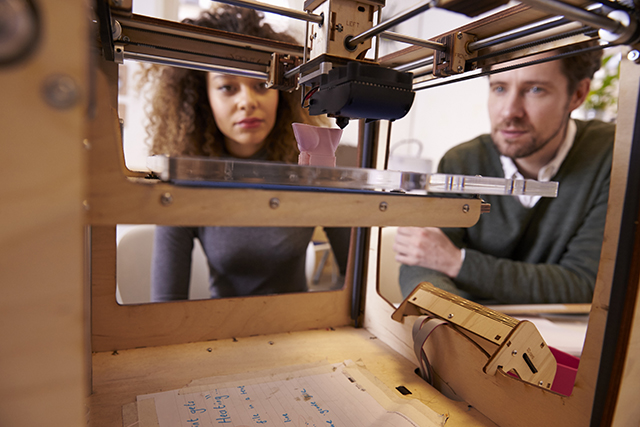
{"left": 399, "top": 120, "right": 615, "bottom": 304}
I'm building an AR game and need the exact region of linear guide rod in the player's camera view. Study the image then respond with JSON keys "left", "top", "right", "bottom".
{"left": 519, "top": 0, "right": 626, "bottom": 35}
{"left": 215, "top": 0, "right": 324, "bottom": 24}
{"left": 347, "top": 0, "right": 439, "bottom": 49}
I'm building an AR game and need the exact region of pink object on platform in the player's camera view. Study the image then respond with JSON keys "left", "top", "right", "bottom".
{"left": 506, "top": 346, "right": 579, "bottom": 396}
{"left": 292, "top": 123, "right": 343, "bottom": 167}
{"left": 549, "top": 346, "right": 580, "bottom": 396}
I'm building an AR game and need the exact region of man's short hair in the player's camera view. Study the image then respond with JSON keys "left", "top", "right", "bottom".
{"left": 556, "top": 40, "right": 603, "bottom": 94}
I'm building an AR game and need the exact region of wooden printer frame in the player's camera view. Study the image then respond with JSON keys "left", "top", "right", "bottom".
{"left": 2, "top": 1, "right": 640, "bottom": 426}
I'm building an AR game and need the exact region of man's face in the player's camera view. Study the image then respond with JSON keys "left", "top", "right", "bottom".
{"left": 488, "top": 58, "right": 574, "bottom": 160}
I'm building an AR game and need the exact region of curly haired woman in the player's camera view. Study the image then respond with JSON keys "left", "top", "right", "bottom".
{"left": 144, "top": 5, "right": 350, "bottom": 300}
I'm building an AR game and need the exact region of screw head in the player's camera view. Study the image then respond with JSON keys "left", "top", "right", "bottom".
{"left": 462, "top": 204, "right": 470, "bottom": 213}
{"left": 379, "top": 201, "right": 388, "bottom": 212}
{"left": 269, "top": 198, "right": 280, "bottom": 209}
{"left": 511, "top": 350, "right": 518, "bottom": 356}
{"left": 628, "top": 50, "right": 640, "bottom": 63}
{"left": 160, "top": 192, "right": 173, "bottom": 206}
{"left": 41, "top": 74, "right": 80, "bottom": 109}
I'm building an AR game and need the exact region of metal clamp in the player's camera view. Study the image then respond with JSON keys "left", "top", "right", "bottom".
{"left": 433, "top": 31, "right": 478, "bottom": 77}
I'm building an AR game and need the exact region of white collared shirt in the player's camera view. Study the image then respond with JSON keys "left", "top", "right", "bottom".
{"left": 500, "top": 119, "right": 576, "bottom": 208}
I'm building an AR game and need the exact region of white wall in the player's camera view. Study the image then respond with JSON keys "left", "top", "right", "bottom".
{"left": 119, "top": 1, "right": 494, "bottom": 171}
{"left": 357, "top": 6, "right": 496, "bottom": 169}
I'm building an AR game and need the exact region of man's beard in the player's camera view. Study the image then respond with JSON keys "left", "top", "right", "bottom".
{"left": 492, "top": 117, "right": 566, "bottom": 159}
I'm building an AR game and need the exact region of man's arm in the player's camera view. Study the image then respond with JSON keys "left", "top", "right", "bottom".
{"left": 394, "top": 227, "right": 463, "bottom": 278}
{"left": 395, "top": 226, "right": 469, "bottom": 299}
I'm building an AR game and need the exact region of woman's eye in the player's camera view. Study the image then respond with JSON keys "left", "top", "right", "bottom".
{"left": 217, "top": 84, "right": 237, "bottom": 94}
{"left": 255, "top": 82, "right": 269, "bottom": 92}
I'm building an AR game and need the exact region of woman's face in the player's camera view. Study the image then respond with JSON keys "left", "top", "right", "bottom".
{"left": 207, "top": 73, "right": 279, "bottom": 158}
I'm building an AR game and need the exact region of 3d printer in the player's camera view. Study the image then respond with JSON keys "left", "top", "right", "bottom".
{"left": 2, "top": 0, "right": 640, "bottom": 426}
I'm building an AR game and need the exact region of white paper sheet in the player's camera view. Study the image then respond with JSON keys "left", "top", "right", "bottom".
{"left": 136, "top": 361, "right": 444, "bottom": 427}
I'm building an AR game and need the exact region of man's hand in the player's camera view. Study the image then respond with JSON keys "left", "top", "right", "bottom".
{"left": 393, "top": 227, "right": 463, "bottom": 278}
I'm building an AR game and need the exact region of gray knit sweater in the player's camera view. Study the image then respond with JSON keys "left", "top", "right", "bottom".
{"left": 151, "top": 225, "right": 350, "bottom": 300}
{"left": 400, "top": 120, "right": 615, "bottom": 304}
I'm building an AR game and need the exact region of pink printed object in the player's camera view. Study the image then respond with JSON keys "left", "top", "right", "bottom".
{"left": 549, "top": 346, "right": 580, "bottom": 396}
{"left": 506, "top": 346, "right": 580, "bottom": 396}
{"left": 292, "top": 123, "right": 343, "bottom": 167}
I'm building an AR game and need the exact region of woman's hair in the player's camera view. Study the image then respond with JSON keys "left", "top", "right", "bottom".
{"left": 140, "top": 5, "right": 324, "bottom": 163}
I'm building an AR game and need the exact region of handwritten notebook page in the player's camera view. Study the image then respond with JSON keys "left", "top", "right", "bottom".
{"left": 136, "top": 360, "right": 444, "bottom": 427}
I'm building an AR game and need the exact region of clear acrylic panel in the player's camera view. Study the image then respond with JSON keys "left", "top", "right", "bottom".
{"left": 147, "top": 155, "right": 558, "bottom": 197}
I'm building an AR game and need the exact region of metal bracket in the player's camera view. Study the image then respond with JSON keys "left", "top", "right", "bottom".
{"left": 267, "top": 52, "right": 302, "bottom": 92}
{"left": 433, "top": 31, "right": 478, "bottom": 77}
{"left": 299, "top": 60, "right": 334, "bottom": 86}
{"left": 113, "top": 43, "right": 124, "bottom": 64}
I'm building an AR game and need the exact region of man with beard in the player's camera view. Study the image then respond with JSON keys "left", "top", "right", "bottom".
{"left": 393, "top": 45, "right": 615, "bottom": 304}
